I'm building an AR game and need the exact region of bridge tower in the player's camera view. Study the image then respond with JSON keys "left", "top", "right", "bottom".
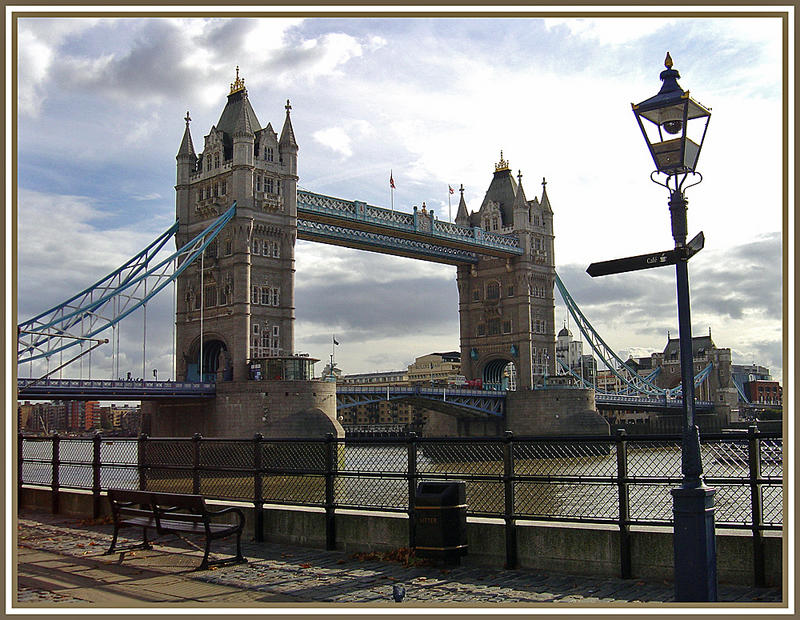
{"left": 455, "top": 153, "right": 556, "bottom": 391}
{"left": 174, "top": 68, "right": 298, "bottom": 382}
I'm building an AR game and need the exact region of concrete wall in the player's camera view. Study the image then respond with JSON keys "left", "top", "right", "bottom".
{"left": 144, "top": 379, "right": 342, "bottom": 438}
{"left": 505, "top": 387, "right": 610, "bottom": 436}
{"left": 19, "top": 488, "right": 781, "bottom": 587}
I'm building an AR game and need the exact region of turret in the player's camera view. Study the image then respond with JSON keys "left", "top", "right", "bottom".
{"left": 512, "top": 170, "right": 529, "bottom": 230}
{"left": 175, "top": 111, "right": 196, "bottom": 245}
{"left": 279, "top": 100, "right": 299, "bottom": 217}
{"left": 454, "top": 184, "right": 470, "bottom": 226}
{"left": 279, "top": 99, "right": 298, "bottom": 174}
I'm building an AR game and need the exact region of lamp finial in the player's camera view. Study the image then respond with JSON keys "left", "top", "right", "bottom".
{"left": 664, "top": 52, "right": 673, "bottom": 69}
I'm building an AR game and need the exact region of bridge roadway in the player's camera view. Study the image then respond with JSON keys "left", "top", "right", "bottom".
{"left": 16, "top": 378, "right": 714, "bottom": 413}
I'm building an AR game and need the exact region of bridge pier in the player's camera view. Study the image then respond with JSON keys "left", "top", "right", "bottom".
{"left": 142, "top": 379, "right": 343, "bottom": 438}
{"left": 504, "top": 387, "right": 609, "bottom": 436}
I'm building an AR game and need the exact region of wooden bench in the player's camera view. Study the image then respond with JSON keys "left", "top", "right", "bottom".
{"left": 105, "top": 489, "right": 247, "bottom": 570}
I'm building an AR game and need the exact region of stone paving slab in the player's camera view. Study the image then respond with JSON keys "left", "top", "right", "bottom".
{"left": 15, "top": 510, "right": 784, "bottom": 609}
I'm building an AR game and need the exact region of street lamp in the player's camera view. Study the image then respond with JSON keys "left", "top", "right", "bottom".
{"left": 632, "top": 53, "right": 717, "bottom": 602}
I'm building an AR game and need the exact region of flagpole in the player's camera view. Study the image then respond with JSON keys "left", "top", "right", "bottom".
{"left": 448, "top": 189, "right": 452, "bottom": 222}
{"left": 390, "top": 169, "right": 394, "bottom": 213}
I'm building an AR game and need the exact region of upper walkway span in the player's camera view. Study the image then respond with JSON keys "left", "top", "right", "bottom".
{"left": 297, "top": 190, "right": 523, "bottom": 265}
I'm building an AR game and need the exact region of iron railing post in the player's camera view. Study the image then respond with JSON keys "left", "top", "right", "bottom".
{"left": 503, "top": 430, "right": 517, "bottom": 569}
{"left": 615, "top": 428, "right": 632, "bottom": 578}
{"left": 17, "top": 433, "right": 24, "bottom": 499}
{"left": 192, "top": 433, "right": 202, "bottom": 495}
{"left": 253, "top": 433, "right": 264, "bottom": 543}
{"left": 407, "top": 431, "right": 417, "bottom": 550}
{"left": 748, "top": 425, "right": 765, "bottom": 587}
{"left": 51, "top": 432, "right": 60, "bottom": 514}
{"left": 138, "top": 433, "right": 148, "bottom": 491}
{"left": 324, "top": 433, "right": 336, "bottom": 550}
{"left": 92, "top": 431, "right": 102, "bottom": 518}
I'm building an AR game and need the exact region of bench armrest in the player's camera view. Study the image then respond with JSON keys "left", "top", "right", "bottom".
{"left": 205, "top": 506, "right": 245, "bottom": 528}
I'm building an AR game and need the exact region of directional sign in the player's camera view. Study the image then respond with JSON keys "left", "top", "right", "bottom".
{"left": 586, "top": 231, "right": 704, "bottom": 278}
{"left": 587, "top": 250, "right": 676, "bottom": 277}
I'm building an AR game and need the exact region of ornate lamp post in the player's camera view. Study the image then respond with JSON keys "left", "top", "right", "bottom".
{"left": 632, "top": 53, "right": 716, "bottom": 602}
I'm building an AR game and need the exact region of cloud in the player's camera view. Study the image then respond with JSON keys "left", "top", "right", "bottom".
{"left": 313, "top": 126, "right": 353, "bottom": 157}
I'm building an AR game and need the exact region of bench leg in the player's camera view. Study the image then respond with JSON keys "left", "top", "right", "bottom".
{"left": 104, "top": 527, "right": 120, "bottom": 555}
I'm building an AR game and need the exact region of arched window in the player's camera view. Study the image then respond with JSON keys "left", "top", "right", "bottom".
{"left": 487, "top": 281, "right": 500, "bottom": 300}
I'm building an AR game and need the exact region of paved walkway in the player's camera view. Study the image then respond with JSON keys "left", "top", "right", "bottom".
{"left": 16, "top": 509, "right": 783, "bottom": 609}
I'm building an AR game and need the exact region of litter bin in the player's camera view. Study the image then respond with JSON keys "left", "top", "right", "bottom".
{"left": 414, "top": 481, "right": 467, "bottom": 563}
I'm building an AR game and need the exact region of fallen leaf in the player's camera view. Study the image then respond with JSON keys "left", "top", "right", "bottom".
{"left": 299, "top": 563, "right": 312, "bottom": 569}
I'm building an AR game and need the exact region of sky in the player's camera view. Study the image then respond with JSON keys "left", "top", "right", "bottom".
{"left": 10, "top": 9, "right": 791, "bottom": 386}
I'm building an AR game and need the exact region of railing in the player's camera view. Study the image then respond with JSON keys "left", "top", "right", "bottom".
{"left": 19, "top": 428, "right": 782, "bottom": 584}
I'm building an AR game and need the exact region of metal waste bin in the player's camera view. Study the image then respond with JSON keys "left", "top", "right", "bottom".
{"left": 414, "top": 481, "right": 467, "bottom": 562}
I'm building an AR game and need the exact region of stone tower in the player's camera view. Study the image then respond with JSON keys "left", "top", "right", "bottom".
{"left": 455, "top": 153, "right": 556, "bottom": 391}
{"left": 174, "top": 68, "right": 298, "bottom": 382}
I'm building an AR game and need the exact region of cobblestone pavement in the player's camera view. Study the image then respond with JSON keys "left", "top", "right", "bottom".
{"left": 16, "top": 510, "right": 783, "bottom": 608}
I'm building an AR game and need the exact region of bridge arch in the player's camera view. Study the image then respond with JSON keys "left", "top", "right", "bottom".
{"left": 185, "top": 334, "right": 231, "bottom": 382}
{"left": 482, "top": 357, "right": 516, "bottom": 391}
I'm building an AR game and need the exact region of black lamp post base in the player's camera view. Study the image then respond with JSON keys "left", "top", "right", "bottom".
{"left": 671, "top": 484, "right": 718, "bottom": 601}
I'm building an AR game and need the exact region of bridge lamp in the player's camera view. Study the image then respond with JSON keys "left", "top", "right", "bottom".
{"left": 633, "top": 53, "right": 716, "bottom": 602}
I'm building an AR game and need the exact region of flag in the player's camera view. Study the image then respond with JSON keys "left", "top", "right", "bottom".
{"left": 448, "top": 185, "right": 454, "bottom": 194}
{"left": 390, "top": 171, "right": 395, "bottom": 189}
{"left": 333, "top": 336, "right": 339, "bottom": 346}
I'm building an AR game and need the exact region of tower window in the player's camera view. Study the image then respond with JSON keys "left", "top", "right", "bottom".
{"left": 252, "top": 285, "right": 259, "bottom": 304}
{"left": 488, "top": 319, "right": 501, "bottom": 335}
{"left": 272, "top": 241, "right": 280, "bottom": 258}
{"left": 472, "top": 289, "right": 480, "bottom": 301}
{"left": 507, "top": 285, "right": 514, "bottom": 297}
{"left": 261, "top": 287, "right": 271, "bottom": 305}
{"left": 267, "top": 147, "right": 274, "bottom": 162}
{"left": 262, "top": 239, "right": 270, "bottom": 255}
{"left": 224, "top": 237, "right": 232, "bottom": 256}
{"left": 214, "top": 153, "right": 220, "bottom": 168}
{"left": 251, "top": 239, "right": 260, "bottom": 254}
{"left": 272, "top": 287, "right": 280, "bottom": 306}
{"left": 253, "top": 323, "right": 259, "bottom": 335}
{"left": 256, "top": 175, "right": 262, "bottom": 192}
{"left": 204, "top": 286, "right": 217, "bottom": 307}
{"left": 477, "top": 324, "right": 486, "bottom": 337}
{"left": 276, "top": 180, "right": 281, "bottom": 195}
{"left": 266, "top": 178, "right": 274, "bottom": 194}
{"left": 487, "top": 282, "right": 500, "bottom": 300}
{"left": 502, "top": 320, "right": 512, "bottom": 334}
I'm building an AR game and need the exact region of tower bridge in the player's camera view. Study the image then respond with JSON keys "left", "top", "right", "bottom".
{"left": 18, "top": 68, "right": 734, "bottom": 438}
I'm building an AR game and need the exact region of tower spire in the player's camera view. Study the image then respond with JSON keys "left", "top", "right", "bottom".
{"left": 455, "top": 183, "right": 470, "bottom": 225}
{"left": 230, "top": 65, "right": 246, "bottom": 95}
{"left": 177, "top": 110, "right": 196, "bottom": 158}
{"left": 279, "top": 98, "right": 298, "bottom": 148}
